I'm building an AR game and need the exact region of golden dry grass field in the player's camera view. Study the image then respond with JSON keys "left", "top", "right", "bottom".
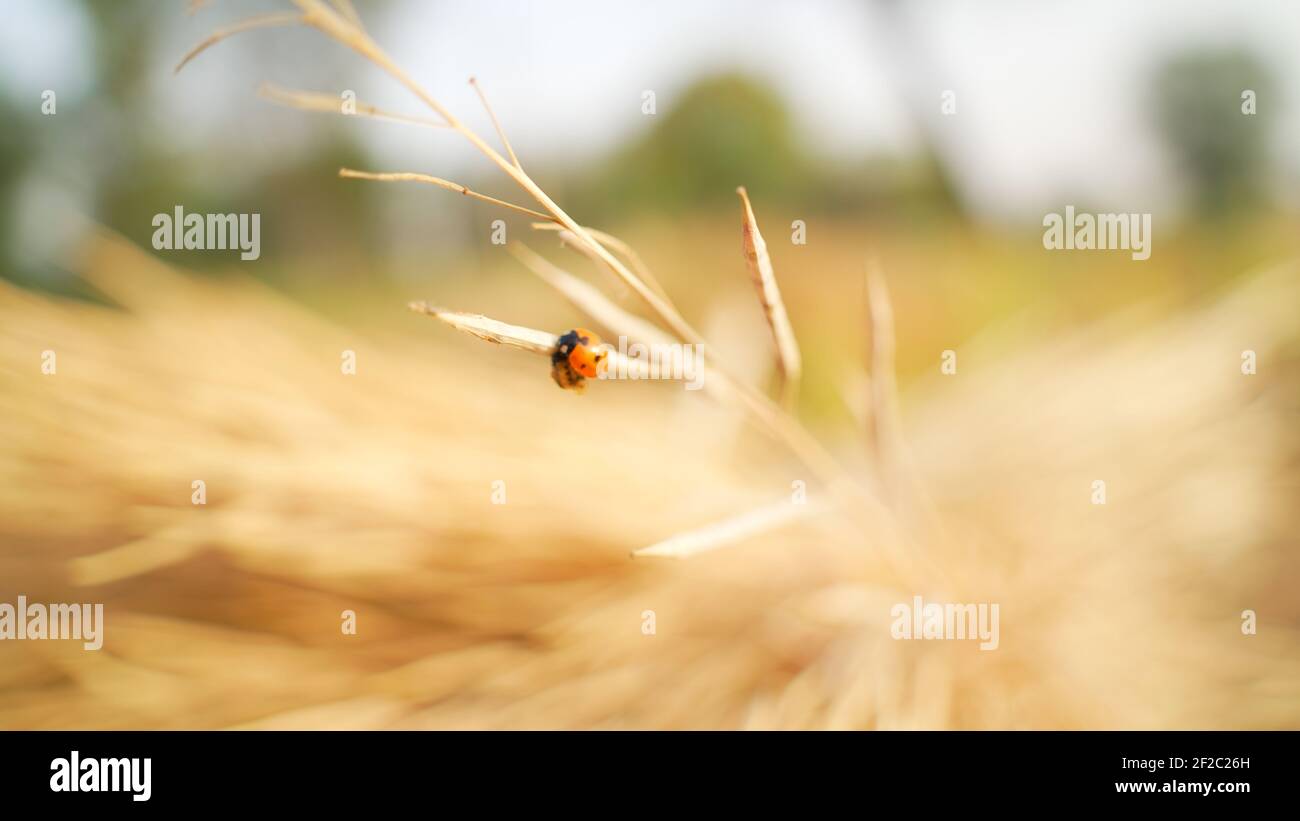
{"left": 2, "top": 226, "right": 1297, "bottom": 729}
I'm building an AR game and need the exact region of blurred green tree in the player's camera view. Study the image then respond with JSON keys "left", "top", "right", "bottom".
{"left": 0, "top": 97, "right": 35, "bottom": 280}
{"left": 1150, "top": 48, "right": 1277, "bottom": 216}
{"left": 574, "top": 73, "right": 813, "bottom": 217}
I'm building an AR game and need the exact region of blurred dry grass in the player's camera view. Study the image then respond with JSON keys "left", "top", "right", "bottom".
{"left": 1, "top": 231, "right": 1297, "bottom": 729}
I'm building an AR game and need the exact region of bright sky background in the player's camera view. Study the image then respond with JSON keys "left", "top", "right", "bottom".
{"left": 3, "top": 0, "right": 1299, "bottom": 225}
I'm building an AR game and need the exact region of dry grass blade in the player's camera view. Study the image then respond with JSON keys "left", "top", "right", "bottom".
{"left": 340, "top": 169, "right": 555, "bottom": 222}
{"left": 864, "top": 260, "right": 950, "bottom": 555}
{"left": 508, "top": 244, "right": 673, "bottom": 348}
{"left": 737, "top": 187, "right": 802, "bottom": 409}
{"left": 175, "top": 12, "right": 304, "bottom": 73}
{"left": 407, "top": 301, "right": 653, "bottom": 380}
{"left": 469, "top": 77, "right": 521, "bottom": 169}
{"left": 632, "top": 498, "right": 826, "bottom": 559}
{"left": 330, "top": 0, "right": 364, "bottom": 31}
{"left": 865, "top": 259, "right": 901, "bottom": 486}
{"left": 260, "top": 83, "right": 447, "bottom": 128}
{"left": 407, "top": 303, "right": 557, "bottom": 354}
{"left": 531, "top": 222, "right": 673, "bottom": 304}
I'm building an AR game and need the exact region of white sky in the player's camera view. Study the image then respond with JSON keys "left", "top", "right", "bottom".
{"left": 3, "top": 0, "right": 1299, "bottom": 224}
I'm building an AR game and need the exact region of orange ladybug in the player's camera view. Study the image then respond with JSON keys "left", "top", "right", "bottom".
{"left": 551, "top": 327, "right": 607, "bottom": 391}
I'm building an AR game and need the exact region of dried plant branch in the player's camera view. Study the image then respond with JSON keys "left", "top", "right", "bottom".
{"left": 339, "top": 169, "right": 556, "bottom": 222}
{"left": 632, "top": 498, "right": 826, "bottom": 559}
{"left": 260, "top": 83, "right": 448, "bottom": 129}
{"left": 738, "top": 186, "right": 802, "bottom": 410}
{"left": 174, "top": 12, "right": 304, "bottom": 73}
{"left": 469, "top": 77, "right": 521, "bottom": 169}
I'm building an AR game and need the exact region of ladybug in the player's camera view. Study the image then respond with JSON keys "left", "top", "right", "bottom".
{"left": 551, "top": 327, "right": 608, "bottom": 392}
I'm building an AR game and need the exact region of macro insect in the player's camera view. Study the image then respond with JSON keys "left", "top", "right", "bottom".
{"left": 551, "top": 328, "right": 608, "bottom": 392}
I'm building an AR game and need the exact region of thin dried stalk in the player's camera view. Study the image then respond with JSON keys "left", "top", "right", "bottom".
{"left": 174, "top": 12, "right": 303, "bottom": 73}
{"left": 865, "top": 259, "right": 901, "bottom": 488}
{"left": 339, "top": 169, "right": 555, "bottom": 222}
{"left": 632, "top": 498, "right": 826, "bottom": 559}
{"left": 408, "top": 303, "right": 556, "bottom": 354}
{"left": 260, "top": 83, "right": 448, "bottom": 129}
{"left": 510, "top": 243, "right": 735, "bottom": 402}
{"left": 329, "top": 0, "right": 364, "bottom": 31}
{"left": 469, "top": 77, "right": 521, "bottom": 169}
{"left": 531, "top": 222, "right": 673, "bottom": 305}
{"left": 508, "top": 244, "right": 671, "bottom": 348}
{"left": 738, "top": 187, "right": 801, "bottom": 409}
{"left": 407, "top": 302, "right": 652, "bottom": 379}
{"left": 863, "top": 261, "right": 949, "bottom": 560}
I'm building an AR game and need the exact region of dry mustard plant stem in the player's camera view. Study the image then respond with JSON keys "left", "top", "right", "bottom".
{"left": 338, "top": 169, "right": 557, "bottom": 222}
{"left": 738, "top": 186, "right": 802, "bottom": 410}
{"left": 175, "top": 12, "right": 304, "bottom": 73}
{"left": 260, "top": 83, "right": 448, "bottom": 129}
{"left": 469, "top": 77, "right": 521, "bottom": 169}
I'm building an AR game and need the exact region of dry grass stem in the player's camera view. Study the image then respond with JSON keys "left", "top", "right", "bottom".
{"left": 407, "top": 301, "right": 654, "bottom": 379}
{"left": 632, "top": 499, "right": 828, "bottom": 559}
{"left": 338, "top": 169, "right": 555, "bottom": 222}
{"left": 469, "top": 77, "right": 521, "bottom": 169}
{"left": 531, "top": 222, "right": 673, "bottom": 304}
{"left": 174, "top": 12, "right": 304, "bottom": 73}
{"left": 737, "top": 186, "right": 802, "bottom": 409}
{"left": 865, "top": 260, "right": 901, "bottom": 485}
{"left": 406, "top": 303, "right": 557, "bottom": 355}
{"left": 508, "top": 244, "right": 674, "bottom": 348}
{"left": 259, "top": 83, "right": 447, "bottom": 129}
{"left": 329, "top": 0, "right": 364, "bottom": 31}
